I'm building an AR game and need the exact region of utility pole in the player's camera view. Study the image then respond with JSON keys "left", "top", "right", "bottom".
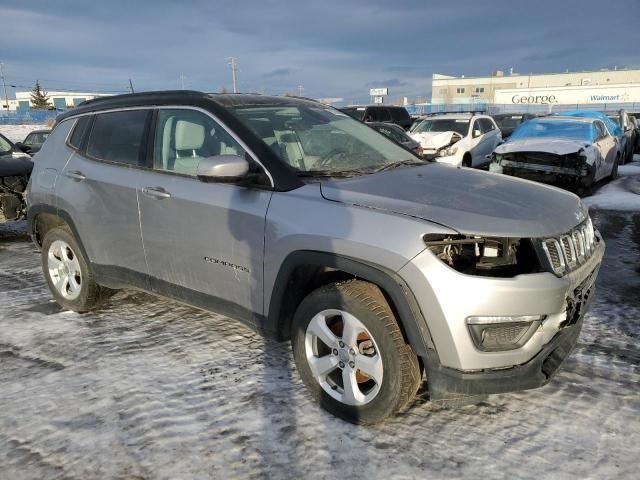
{"left": 227, "top": 57, "right": 238, "bottom": 93}
{"left": 297, "top": 85, "right": 304, "bottom": 97}
{"left": 179, "top": 74, "right": 186, "bottom": 90}
{"left": 0, "top": 62, "right": 9, "bottom": 110}
{"left": 128, "top": 79, "right": 135, "bottom": 93}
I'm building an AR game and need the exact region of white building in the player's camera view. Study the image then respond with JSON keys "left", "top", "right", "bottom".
{"left": 431, "top": 68, "right": 640, "bottom": 107}
{"left": 3, "top": 91, "right": 114, "bottom": 112}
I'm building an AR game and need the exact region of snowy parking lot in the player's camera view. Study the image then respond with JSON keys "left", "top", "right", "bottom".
{"left": 1, "top": 154, "right": 640, "bottom": 479}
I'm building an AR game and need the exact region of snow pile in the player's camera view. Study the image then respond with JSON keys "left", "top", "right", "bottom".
{"left": 0, "top": 124, "right": 49, "bottom": 143}
{"left": 584, "top": 155, "right": 640, "bottom": 211}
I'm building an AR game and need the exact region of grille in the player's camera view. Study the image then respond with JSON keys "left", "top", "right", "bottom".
{"left": 541, "top": 218, "right": 596, "bottom": 276}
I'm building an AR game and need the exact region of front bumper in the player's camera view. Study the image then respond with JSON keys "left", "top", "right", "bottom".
{"left": 492, "top": 161, "right": 596, "bottom": 191}
{"left": 398, "top": 231, "right": 604, "bottom": 382}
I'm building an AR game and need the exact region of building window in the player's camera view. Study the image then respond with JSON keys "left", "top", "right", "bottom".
{"left": 439, "top": 88, "right": 447, "bottom": 94}
{"left": 456, "top": 88, "right": 465, "bottom": 94}
{"left": 474, "top": 87, "right": 485, "bottom": 93}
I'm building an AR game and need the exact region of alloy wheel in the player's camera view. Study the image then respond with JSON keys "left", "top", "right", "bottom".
{"left": 47, "top": 240, "right": 82, "bottom": 300}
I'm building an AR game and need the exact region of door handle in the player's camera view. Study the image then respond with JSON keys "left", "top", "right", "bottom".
{"left": 142, "top": 187, "right": 171, "bottom": 199}
{"left": 65, "top": 170, "right": 86, "bottom": 181}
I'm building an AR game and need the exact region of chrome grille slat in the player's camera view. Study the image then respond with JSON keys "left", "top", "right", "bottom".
{"left": 541, "top": 218, "right": 595, "bottom": 276}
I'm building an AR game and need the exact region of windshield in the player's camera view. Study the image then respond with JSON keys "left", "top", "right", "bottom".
{"left": 24, "top": 132, "right": 49, "bottom": 145}
{"left": 233, "top": 104, "right": 418, "bottom": 174}
{"left": 411, "top": 118, "right": 469, "bottom": 136}
{"left": 339, "top": 107, "right": 366, "bottom": 121}
{"left": 0, "top": 134, "right": 12, "bottom": 154}
{"left": 509, "top": 119, "right": 596, "bottom": 143}
{"left": 493, "top": 115, "right": 523, "bottom": 129}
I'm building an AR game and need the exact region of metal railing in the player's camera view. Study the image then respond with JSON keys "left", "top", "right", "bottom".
{"left": 0, "top": 110, "right": 60, "bottom": 125}
{"left": 407, "top": 102, "right": 640, "bottom": 116}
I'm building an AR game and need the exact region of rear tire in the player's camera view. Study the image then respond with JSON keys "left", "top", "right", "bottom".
{"left": 609, "top": 156, "right": 619, "bottom": 180}
{"left": 41, "top": 226, "right": 114, "bottom": 312}
{"left": 291, "top": 280, "right": 421, "bottom": 425}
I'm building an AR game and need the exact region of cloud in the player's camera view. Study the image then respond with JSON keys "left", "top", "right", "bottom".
{"left": 0, "top": 0, "right": 638, "bottom": 103}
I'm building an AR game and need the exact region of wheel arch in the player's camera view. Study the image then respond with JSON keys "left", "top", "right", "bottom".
{"left": 28, "top": 204, "right": 89, "bottom": 260}
{"left": 267, "top": 251, "right": 435, "bottom": 357}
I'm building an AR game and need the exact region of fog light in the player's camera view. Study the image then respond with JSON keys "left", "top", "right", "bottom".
{"left": 467, "top": 315, "right": 543, "bottom": 352}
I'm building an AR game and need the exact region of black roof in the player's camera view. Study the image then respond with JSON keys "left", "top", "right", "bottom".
{"left": 56, "top": 90, "right": 320, "bottom": 122}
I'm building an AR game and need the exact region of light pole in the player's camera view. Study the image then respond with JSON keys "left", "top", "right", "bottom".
{"left": 0, "top": 62, "right": 9, "bottom": 111}
{"left": 227, "top": 57, "right": 238, "bottom": 93}
{"left": 298, "top": 85, "right": 304, "bottom": 97}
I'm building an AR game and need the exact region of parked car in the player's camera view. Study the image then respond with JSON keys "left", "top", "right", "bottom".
{"left": 491, "top": 116, "right": 618, "bottom": 195}
{"left": 0, "top": 132, "right": 33, "bottom": 223}
{"left": 339, "top": 105, "right": 413, "bottom": 129}
{"left": 368, "top": 122, "right": 423, "bottom": 155}
{"left": 629, "top": 115, "right": 640, "bottom": 154}
{"left": 491, "top": 113, "right": 538, "bottom": 139}
{"left": 15, "top": 129, "right": 51, "bottom": 155}
{"left": 554, "top": 111, "right": 627, "bottom": 164}
{"left": 409, "top": 113, "right": 501, "bottom": 167}
{"left": 605, "top": 110, "right": 635, "bottom": 163}
{"left": 28, "top": 91, "right": 604, "bottom": 424}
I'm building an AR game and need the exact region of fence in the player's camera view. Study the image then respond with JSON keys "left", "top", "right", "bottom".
{"left": 407, "top": 102, "right": 640, "bottom": 116}
{"left": 0, "top": 110, "right": 60, "bottom": 125}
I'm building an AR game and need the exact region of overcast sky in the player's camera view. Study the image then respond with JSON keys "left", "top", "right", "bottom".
{"left": 1, "top": 0, "right": 638, "bottom": 104}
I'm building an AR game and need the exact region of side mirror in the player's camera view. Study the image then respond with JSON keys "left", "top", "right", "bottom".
{"left": 197, "top": 155, "right": 249, "bottom": 183}
{"left": 14, "top": 142, "right": 31, "bottom": 154}
{"left": 473, "top": 129, "right": 482, "bottom": 138}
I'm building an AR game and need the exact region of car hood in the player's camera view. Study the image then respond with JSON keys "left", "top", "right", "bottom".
{"left": 320, "top": 163, "right": 587, "bottom": 238}
{"left": 495, "top": 137, "right": 589, "bottom": 156}
{"left": 409, "top": 131, "right": 462, "bottom": 150}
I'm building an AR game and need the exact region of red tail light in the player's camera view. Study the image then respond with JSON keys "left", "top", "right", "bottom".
{"left": 415, "top": 145, "right": 424, "bottom": 155}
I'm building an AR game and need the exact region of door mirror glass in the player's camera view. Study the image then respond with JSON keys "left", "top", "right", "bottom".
{"left": 197, "top": 155, "right": 249, "bottom": 182}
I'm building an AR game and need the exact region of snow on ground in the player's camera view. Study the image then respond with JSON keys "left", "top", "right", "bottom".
{"left": 0, "top": 124, "right": 49, "bottom": 143}
{"left": 0, "top": 211, "right": 639, "bottom": 480}
{"left": 584, "top": 156, "right": 640, "bottom": 212}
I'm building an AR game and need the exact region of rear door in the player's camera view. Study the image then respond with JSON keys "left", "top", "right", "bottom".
{"left": 138, "top": 107, "right": 272, "bottom": 319}
{"left": 593, "top": 120, "right": 616, "bottom": 179}
{"left": 57, "top": 109, "right": 150, "bottom": 278}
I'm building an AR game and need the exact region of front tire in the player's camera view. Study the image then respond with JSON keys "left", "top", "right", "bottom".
{"left": 291, "top": 280, "right": 421, "bottom": 425}
{"left": 41, "top": 226, "right": 113, "bottom": 312}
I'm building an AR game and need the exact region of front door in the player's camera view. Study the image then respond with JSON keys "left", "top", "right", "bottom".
{"left": 138, "top": 108, "right": 272, "bottom": 321}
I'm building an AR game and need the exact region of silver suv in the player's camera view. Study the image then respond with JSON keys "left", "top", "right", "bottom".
{"left": 27, "top": 91, "right": 605, "bottom": 424}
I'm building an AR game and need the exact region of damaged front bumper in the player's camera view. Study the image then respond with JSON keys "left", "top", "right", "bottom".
{"left": 491, "top": 156, "right": 595, "bottom": 191}
{"left": 399, "top": 231, "right": 605, "bottom": 400}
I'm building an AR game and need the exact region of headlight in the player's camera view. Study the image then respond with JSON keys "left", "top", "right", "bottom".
{"left": 439, "top": 146, "right": 458, "bottom": 157}
{"left": 423, "top": 234, "right": 540, "bottom": 277}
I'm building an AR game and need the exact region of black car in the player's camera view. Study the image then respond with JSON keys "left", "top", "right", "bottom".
{"left": 0, "top": 132, "right": 33, "bottom": 222}
{"left": 340, "top": 105, "right": 413, "bottom": 129}
{"left": 491, "top": 113, "right": 537, "bottom": 139}
{"left": 16, "top": 129, "right": 51, "bottom": 154}
{"left": 368, "top": 122, "right": 423, "bottom": 155}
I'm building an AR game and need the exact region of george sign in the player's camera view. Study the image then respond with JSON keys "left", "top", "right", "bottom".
{"left": 373, "top": 96, "right": 384, "bottom": 104}
{"left": 369, "top": 88, "right": 389, "bottom": 96}
{"left": 494, "top": 83, "right": 640, "bottom": 105}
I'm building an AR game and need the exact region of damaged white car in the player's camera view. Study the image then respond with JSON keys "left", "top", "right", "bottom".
{"left": 491, "top": 117, "right": 619, "bottom": 196}
{"left": 409, "top": 113, "right": 501, "bottom": 167}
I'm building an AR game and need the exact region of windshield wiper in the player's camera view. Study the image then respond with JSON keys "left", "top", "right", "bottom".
{"left": 296, "top": 169, "right": 365, "bottom": 178}
{"left": 372, "top": 159, "right": 429, "bottom": 173}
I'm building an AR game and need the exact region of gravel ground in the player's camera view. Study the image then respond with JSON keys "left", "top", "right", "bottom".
{"left": 0, "top": 210, "right": 639, "bottom": 480}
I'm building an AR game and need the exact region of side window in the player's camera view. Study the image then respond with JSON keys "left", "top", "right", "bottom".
{"left": 153, "top": 109, "right": 245, "bottom": 176}
{"left": 86, "top": 110, "right": 148, "bottom": 165}
{"left": 480, "top": 118, "right": 495, "bottom": 133}
{"left": 595, "top": 121, "right": 607, "bottom": 140}
{"left": 471, "top": 120, "right": 482, "bottom": 136}
{"left": 377, "top": 108, "right": 392, "bottom": 122}
{"left": 68, "top": 116, "right": 92, "bottom": 150}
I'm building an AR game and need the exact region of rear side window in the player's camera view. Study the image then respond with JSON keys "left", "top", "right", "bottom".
{"left": 86, "top": 110, "right": 148, "bottom": 165}
{"left": 368, "top": 108, "right": 391, "bottom": 122}
{"left": 389, "top": 108, "right": 410, "bottom": 122}
{"left": 68, "top": 116, "right": 92, "bottom": 150}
